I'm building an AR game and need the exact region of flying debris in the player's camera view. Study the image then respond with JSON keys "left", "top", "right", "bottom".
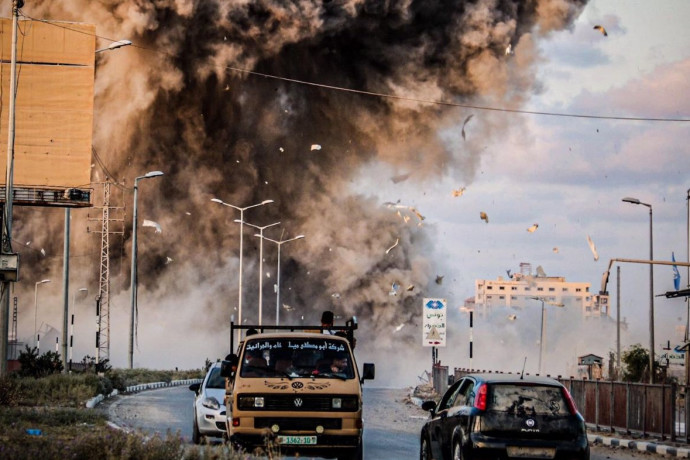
{"left": 527, "top": 223, "right": 539, "bottom": 233}
{"left": 536, "top": 265, "right": 547, "bottom": 277}
{"left": 435, "top": 275, "right": 444, "bottom": 285}
{"left": 185, "top": 212, "right": 191, "bottom": 216}
{"left": 480, "top": 212, "right": 489, "bottom": 223}
{"left": 279, "top": 147, "right": 284, "bottom": 152}
{"left": 389, "top": 282, "right": 401, "bottom": 296}
{"left": 310, "top": 144, "right": 322, "bottom": 151}
{"left": 507, "top": 314, "right": 517, "bottom": 321}
{"left": 461, "top": 114, "right": 474, "bottom": 141}
{"left": 283, "top": 304, "right": 294, "bottom": 312}
{"left": 406, "top": 284, "right": 415, "bottom": 292}
{"left": 25, "top": 241, "right": 30, "bottom": 246}
{"left": 390, "top": 173, "right": 410, "bottom": 184}
{"left": 165, "top": 257, "right": 174, "bottom": 264}
{"left": 394, "top": 323, "right": 405, "bottom": 333}
{"left": 505, "top": 43, "right": 513, "bottom": 55}
{"left": 593, "top": 25, "right": 608, "bottom": 36}
{"left": 385, "top": 238, "right": 399, "bottom": 254}
{"left": 384, "top": 201, "right": 425, "bottom": 222}
{"left": 506, "top": 269, "right": 512, "bottom": 278}
{"left": 143, "top": 219, "right": 162, "bottom": 233}
{"left": 586, "top": 234, "right": 599, "bottom": 261}
{"left": 331, "top": 293, "right": 341, "bottom": 299}
{"left": 40, "top": 248, "right": 46, "bottom": 257}
{"left": 224, "top": 84, "right": 230, "bottom": 91}
{"left": 452, "top": 187, "right": 466, "bottom": 197}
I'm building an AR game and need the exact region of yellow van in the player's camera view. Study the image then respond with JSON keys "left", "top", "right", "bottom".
{"left": 221, "top": 321, "right": 375, "bottom": 459}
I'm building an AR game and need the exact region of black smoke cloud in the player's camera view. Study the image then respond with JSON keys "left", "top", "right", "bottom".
{"left": 8, "top": 0, "right": 587, "bottom": 373}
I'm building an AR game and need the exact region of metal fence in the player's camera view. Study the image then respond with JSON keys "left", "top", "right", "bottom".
{"left": 452, "top": 368, "right": 688, "bottom": 443}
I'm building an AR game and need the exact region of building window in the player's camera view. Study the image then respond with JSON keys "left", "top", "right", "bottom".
{"left": 511, "top": 296, "right": 517, "bottom": 300}
{"left": 511, "top": 286, "right": 517, "bottom": 291}
{"left": 525, "top": 287, "right": 531, "bottom": 291}
{"left": 576, "top": 288, "right": 581, "bottom": 292}
{"left": 537, "top": 287, "right": 544, "bottom": 291}
{"left": 562, "top": 288, "right": 568, "bottom": 292}
{"left": 548, "top": 287, "right": 555, "bottom": 292}
{"left": 585, "top": 287, "right": 590, "bottom": 292}
{"left": 499, "top": 286, "right": 505, "bottom": 290}
{"left": 499, "top": 296, "right": 505, "bottom": 300}
{"left": 487, "top": 286, "right": 493, "bottom": 290}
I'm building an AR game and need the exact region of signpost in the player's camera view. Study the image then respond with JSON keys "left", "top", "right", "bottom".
{"left": 422, "top": 298, "right": 447, "bottom": 347}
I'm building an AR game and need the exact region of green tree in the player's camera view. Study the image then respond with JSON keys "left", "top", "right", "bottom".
{"left": 621, "top": 343, "right": 664, "bottom": 382}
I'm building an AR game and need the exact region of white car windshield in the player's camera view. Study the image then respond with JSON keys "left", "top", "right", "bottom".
{"left": 240, "top": 337, "right": 355, "bottom": 379}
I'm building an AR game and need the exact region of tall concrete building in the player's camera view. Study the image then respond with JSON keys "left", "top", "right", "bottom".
{"left": 472, "top": 263, "right": 609, "bottom": 319}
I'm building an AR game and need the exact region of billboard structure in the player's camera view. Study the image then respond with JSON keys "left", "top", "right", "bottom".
{"left": 0, "top": 18, "right": 95, "bottom": 207}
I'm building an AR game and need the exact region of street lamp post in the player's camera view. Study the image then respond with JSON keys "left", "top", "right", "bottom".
{"left": 622, "top": 196, "right": 655, "bottom": 383}
{"left": 34, "top": 279, "right": 51, "bottom": 348}
{"left": 95, "top": 39, "right": 132, "bottom": 53}
{"left": 211, "top": 198, "right": 273, "bottom": 345}
{"left": 240, "top": 220, "right": 280, "bottom": 326}
{"left": 129, "top": 171, "right": 163, "bottom": 369}
{"left": 530, "top": 296, "right": 564, "bottom": 375}
{"left": 258, "top": 234, "right": 305, "bottom": 325}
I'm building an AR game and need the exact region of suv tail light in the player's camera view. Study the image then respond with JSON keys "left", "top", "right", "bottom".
{"left": 474, "top": 384, "right": 487, "bottom": 410}
{"left": 561, "top": 387, "right": 578, "bottom": 415}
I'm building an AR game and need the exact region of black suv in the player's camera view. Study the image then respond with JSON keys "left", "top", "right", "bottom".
{"left": 420, "top": 373, "right": 589, "bottom": 460}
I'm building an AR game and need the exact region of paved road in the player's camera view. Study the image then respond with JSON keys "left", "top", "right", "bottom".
{"left": 106, "top": 385, "right": 666, "bottom": 460}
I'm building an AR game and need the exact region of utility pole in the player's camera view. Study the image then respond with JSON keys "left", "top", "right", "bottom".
{"left": 0, "top": 0, "right": 22, "bottom": 377}
{"left": 87, "top": 181, "right": 124, "bottom": 363}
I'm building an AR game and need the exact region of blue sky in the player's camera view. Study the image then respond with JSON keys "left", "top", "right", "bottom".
{"left": 351, "top": 0, "right": 690, "bottom": 379}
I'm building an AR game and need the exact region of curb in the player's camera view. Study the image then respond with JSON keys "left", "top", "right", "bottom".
{"left": 588, "top": 433, "right": 690, "bottom": 458}
{"left": 85, "top": 378, "right": 202, "bottom": 409}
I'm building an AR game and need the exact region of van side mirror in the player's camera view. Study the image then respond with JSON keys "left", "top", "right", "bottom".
{"left": 221, "top": 354, "right": 239, "bottom": 378}
{"left": 189, "top": 382, "right": 200, "bottom": 393}
{"left": 361, "top": 363, "right": 375, "bottom": 382}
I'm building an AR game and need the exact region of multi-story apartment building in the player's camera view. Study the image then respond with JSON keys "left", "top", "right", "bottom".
{"left": 472, "top": 263, "right": 609, "bottom": 319}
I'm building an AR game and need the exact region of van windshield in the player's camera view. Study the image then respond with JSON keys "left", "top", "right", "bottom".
{"left": 240, "top": 337, "right": 355, "bottom": 380}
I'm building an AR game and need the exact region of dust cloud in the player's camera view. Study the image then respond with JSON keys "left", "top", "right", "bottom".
{"left": 3, "top": 0, "right": 591, "bottom": 385}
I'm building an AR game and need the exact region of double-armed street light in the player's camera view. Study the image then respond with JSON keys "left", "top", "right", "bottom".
{"left": 530, "top": 296, "right": 564, "bottom": 376}
{"left": 34, "top": 279, "right": 51, "bottom": 348}
{"left": 129, "top": 171, "right": 164, "bottom": 369}
{"left": 240, "top": 220, "right": 280, "bottom": 326}
{"left": 622, "top": 196, "right": 655, "bottom": 383}
{"left": 211, "top": 198, "right": 273, "bottom": 344}
{"left": 256, "top": 234, "right": 305, "bottom": 325}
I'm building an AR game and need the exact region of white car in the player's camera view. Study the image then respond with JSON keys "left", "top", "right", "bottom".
{"left": 189, "top": 362, "right": 227, "bottom": 443}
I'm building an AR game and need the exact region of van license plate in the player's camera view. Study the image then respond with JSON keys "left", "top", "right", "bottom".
{"left": 507, "top": 447, "right": 555, "bottom": 459}
{"left": 277, "top": 435, "right": 317, "bottom": 445}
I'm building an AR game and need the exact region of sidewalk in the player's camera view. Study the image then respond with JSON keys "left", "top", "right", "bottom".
{"left": 588, "top": 429, "right": 690, "bottom": 458}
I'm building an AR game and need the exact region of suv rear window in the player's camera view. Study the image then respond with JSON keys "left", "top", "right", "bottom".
{"left": 489, "top": 383, "right": 569, "bottom": 416}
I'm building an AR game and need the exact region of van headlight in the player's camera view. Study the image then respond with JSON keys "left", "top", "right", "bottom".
{"left": 202, "top": 397, "right": 220, "bottom": 410}
{"left": 333, "top": 397, "right": 358, "bottom": 410}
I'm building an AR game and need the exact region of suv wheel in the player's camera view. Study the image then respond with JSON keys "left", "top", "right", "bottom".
{"left": 453, "top": 439, "right": 463, "bottom": 460}
{"left": 420, "top": 435, "right": 432, "bottom": 460}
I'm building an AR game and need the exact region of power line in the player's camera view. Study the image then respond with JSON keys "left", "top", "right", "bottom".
{"left": 20, "top": 13, "right": 690, "bottom": 123}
